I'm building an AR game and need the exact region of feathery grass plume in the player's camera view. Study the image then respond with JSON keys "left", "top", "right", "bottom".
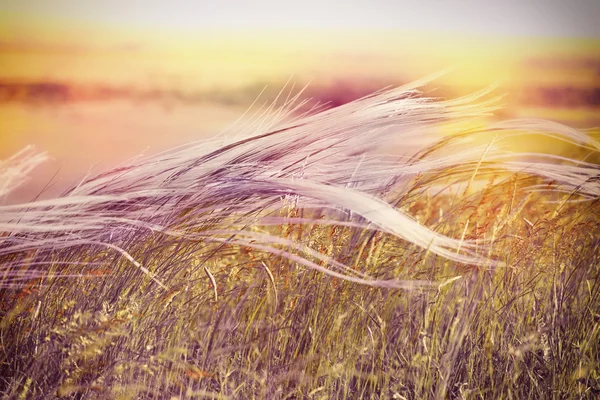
{"left": 0, "top": 79, "right": 598, "bottom": 290}
{"left": 0, "top": 146, "right": 48, "bottom": 200}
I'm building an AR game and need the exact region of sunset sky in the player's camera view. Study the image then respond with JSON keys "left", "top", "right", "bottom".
{"left": 2, "top": 0, "right": 599, "bottom": 35}
{"left": 1, "top": 1, "right": 598, "bottom": 87}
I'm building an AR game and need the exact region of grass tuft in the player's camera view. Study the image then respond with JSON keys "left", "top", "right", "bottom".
{"left": 1, "top": 81, "right": 599, "bottom": 399}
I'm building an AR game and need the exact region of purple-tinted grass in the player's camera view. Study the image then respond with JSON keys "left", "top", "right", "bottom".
{"left": 0, "top": 80, "right": 598, "bottom": 289}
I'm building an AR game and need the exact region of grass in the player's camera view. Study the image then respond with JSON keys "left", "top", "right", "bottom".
{"left": 0, "top": 81, "right": 599, "bottom": 399}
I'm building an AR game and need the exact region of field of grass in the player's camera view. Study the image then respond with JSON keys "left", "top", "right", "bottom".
{"left": 1, "top": 82, "right": 599, "bottom": 399}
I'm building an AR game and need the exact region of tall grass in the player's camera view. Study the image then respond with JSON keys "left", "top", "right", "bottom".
{"left": 1, "top": 80, "right": 599, "bottom": 399}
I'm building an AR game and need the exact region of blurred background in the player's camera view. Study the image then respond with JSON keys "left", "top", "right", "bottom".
{"left": 1, "top": 0, "right": 599, "bottom": 202}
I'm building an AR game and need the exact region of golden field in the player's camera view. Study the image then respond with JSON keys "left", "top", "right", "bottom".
{"left": 1, "top": 4, "right": 600, "bottom": 399}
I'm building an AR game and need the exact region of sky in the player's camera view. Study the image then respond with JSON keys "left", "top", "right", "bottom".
{"left": 2, "top": 0, "right": 600, "bottom": 37}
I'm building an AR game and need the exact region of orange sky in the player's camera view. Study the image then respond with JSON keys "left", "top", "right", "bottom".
{"left": 1, "top": 0, "right": 599, "bottom": 90}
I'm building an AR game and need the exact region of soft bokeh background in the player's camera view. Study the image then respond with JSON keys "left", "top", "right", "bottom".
{"left": 1, "top": 0, "right": 599, "bottom": 202}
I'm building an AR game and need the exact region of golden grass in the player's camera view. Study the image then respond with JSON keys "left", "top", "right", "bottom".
{"left": 1, "top": 85, "right": 599, "bottom": 399}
